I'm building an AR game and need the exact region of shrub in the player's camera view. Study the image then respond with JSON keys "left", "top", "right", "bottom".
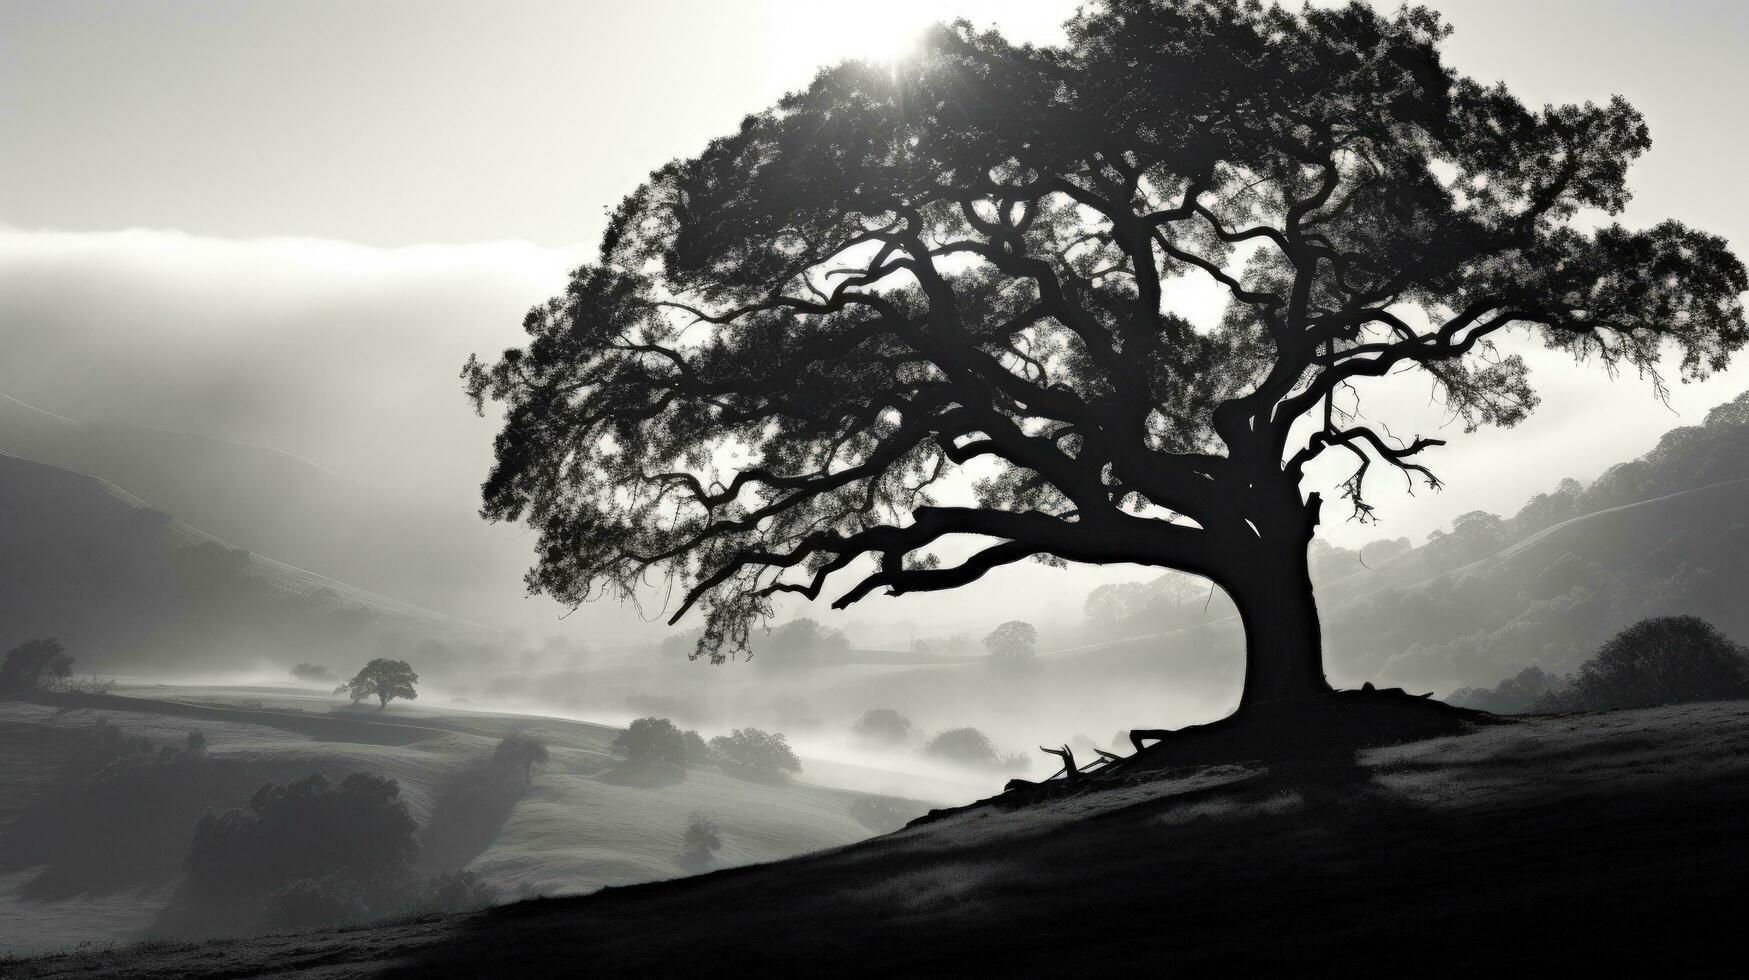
{"left": 1558, "top": 616, "right": 1749, "bottom": 710}
{"left": 679, "top": 815, "right": 721, "bottom": 870}
{"left": 414, "top": 870, "right": 500, "bottom": 915}
{"left": 185, "top": 772, "right": 419, "bottom": 900}
{"left": 852, "top": 708, "right": 913, "bottom": 745}
{"left": 490, "top": 731, "right": 550, "bottom": 784}
{"left": 924, "top": 727, "right": 1028, "bottom": 771}
{"left": 1446, "top": 665, "right": 1562, "bottom": 713}
{"left": 261, "top": 875, "right": 372, "bottom": 929}
{"left": 67, "top": 720, "right": 156, "bottom": 779}
{"left": 0, "top": 638, "right": 74, "bottom": 693}
{"left": 708, "top": 728, "right": 801, "bottom": 781}
{"left": 613, "top": 717, "right": 687, "bottom": 770}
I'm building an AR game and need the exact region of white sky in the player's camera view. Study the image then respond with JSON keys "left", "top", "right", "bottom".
{"left": 4, "top": 0, "right": 1749, "bottom": 638}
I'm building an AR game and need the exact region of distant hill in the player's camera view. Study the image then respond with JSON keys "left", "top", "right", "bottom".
{"left": 0, "top": 396, "right": 528, "bottom": 624}
{"left": 1054, "top": 390, "right": 1749, "bottom": 697}
{"left": 0, "top": 450, "right": 494, "bottom": 679}
{"left": 1322, "top": 476, "right": 1749, "bottom": 691}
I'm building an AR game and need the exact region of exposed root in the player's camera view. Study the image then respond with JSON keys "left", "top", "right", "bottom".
{"left": 933, "top": 686, "right": 1509, "bottom": 824}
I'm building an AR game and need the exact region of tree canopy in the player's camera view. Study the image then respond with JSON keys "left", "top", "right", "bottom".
{"left": 614, "top": 716, "right": 689, "bottom": 770}
{"left": 982, "top": 620, "right": 1038, "bottom": 666}
{"left": 708, "top": 728, "right": 802, "bottom": 781}
{"left": 466, "top": 0, "right": 1746, "bottom": 678}
{"left": 1560, "top": 616, "right": 1749, "bottom": 710}
{"left": 342, "top": 659, "right": 418, "bottom": 709}
{"left": 0, "top": 638, "right": 74, "bottom": 693}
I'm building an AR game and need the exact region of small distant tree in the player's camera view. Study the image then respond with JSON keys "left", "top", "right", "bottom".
{"left": 1447, "top": 665, "right": 1562, "bottom": 714}
{"left": 291, "top": 663, "right": 337, "bottom": 685}
{"left": 983, "top": 621, "right": 1038, "bottom": 670}
{"left": 756, "top": 617, "right": 851, "bottom": 673}
{"left": 613, "top": 717, "right": 688, "bottom": 770}
{"left": 1558, "top": 616, "right": 1749, "bottom": 711}
{"left": 679, "top": 814, "right": 722, "bottom": 870}
{"left": 853, "top": 708, "right": 913, "bottom": 745}
{"left": 924, "top": 727, "right": 1027, "bottom": 771}
{"left": 0, "top": 638, "right": 75, "bottom": 693}
{"left": 1084, "top": 583, "right": 1160, "bottom": 630}
{"left": 491, "top": 731, "right": 550, "bottom": 784}
{"left": 708, "top": 728, "right": 801, "bottom": 781}
{"left": 342, "top": 659, "right": 419, "bottom": 709}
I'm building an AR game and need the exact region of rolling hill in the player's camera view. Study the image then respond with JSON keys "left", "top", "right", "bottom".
{"left": 12, "top": 699, "right": 1747, "bottom": 975}
{"left": 0, "top": 395, "right": 529, "bottom": 625}
{"left": 0, "top": 687, "right": 925, "bottom": 956}
{"left": 0, "top": 450, "right": 494, "bottom": 679}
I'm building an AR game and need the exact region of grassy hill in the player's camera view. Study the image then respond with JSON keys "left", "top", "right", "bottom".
{"left": 11, "top": 699, "right": 1747, "bottom": 975}
{"left": 0, "top": 397, "right": 527, "bottom": 624}
{"left": 0, "top": 687, "right": 924, "bottom": 955}
{"left": 0, "top": 450, "right": 496, "bottom": 678}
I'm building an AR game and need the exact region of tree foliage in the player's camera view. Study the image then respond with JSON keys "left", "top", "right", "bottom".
{"left": 853, "top": 707, "right": 914, "bottom": 744}
{"left": 1557, "top": 616, "right": 1749, "bottom": 710}
{"left": 614, "top": 716, "right": 689, "bottom": 770}
{"left": 680, "top": 814, "right": 723, "bottom": 870}
{"left": 1446, "top": 665, "right": 1562, "bottom": 713}
{"left": 923, "top": 726, "right": 1025, "bottom": 770}
{"left": 982, "top": 620, "right": 1038, "bottom": 667}
{"left": 755, "top": 616, "right": 850, "bottom": 673}
{"left": 1, "top": 638, "right": 74, "bottom": 693}
{"left": 342, "top": 658, "right": 419, "bottom": 709}
{"left": 491, "top": 731, "right": 551, "bottom": 783}
{"left": 465, "top": 0, "right": 1746, "bottom": 670}
{"left": 185, "top": 772, "right": 419, "bottom": 900}
{"left": 708, "top": 728, "right": 802, "bottom": 781}
{"left": 291, "top": 662, "right": 337, "bottom": 684}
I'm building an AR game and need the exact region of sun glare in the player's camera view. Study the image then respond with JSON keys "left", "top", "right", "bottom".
{"left": 764, "top": 1, "right": 939, "bottom": 85}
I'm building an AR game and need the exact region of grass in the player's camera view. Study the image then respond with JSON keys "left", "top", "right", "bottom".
{"left": 12, "top": 699, "right": 1749, "bottom": 975}
{"left": 0, "top": 686, "right": 924, "bottom": 956}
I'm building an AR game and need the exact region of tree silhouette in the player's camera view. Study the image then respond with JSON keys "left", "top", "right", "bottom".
{"left": 1560, "top": 616, "right": 1749, "bottom": 710}
{"left": 679, "top": 814, "right": 722, "bottom": 871}
{"left": 707, "top": 728, "right": 802, "bottom": 781}
{"left": 491, "top": 731, "right": 551, "bottom": 784}
{"left": 185, "top": 772, "right": 419, "bottom": 901}
{"left": 342, "top": 659, "right": 419, "bottom": 710}
{"left": 613, "top": 717, "right": 688, "bottom": 771}
{"left": 0, "top": 638, "right": 74, "bottom": 693}
{"left": 291, "top": 662, "right": 337, "bottom": 685}
{"left": 466, "top": 0, "right": 1747, "bottom": 714}
{"left": 853, "top": 708, "right": 914, "bottom": 744}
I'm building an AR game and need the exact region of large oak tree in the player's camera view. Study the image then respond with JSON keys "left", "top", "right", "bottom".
{"left": 467, "top": 0, "right": 1746, "bottom": 712}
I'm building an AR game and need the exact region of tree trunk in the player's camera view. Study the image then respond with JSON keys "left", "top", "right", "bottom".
{"left": 1226, "top": 494, "right": 1333, "bottom": 709}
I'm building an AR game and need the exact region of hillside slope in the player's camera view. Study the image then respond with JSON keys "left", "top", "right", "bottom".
{"left": 0, "top": 689, "right": 920, "bottom": 955}
{"left": 14, "top": 700, "right": 1747, "bottom": 976}
{"left": 0, "top": 451, "right": 492, "bottom": 677}
{"left": 0, "top": 397, "right": 526, "bottom": 623}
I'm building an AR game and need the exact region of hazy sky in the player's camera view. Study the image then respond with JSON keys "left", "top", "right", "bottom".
{"left": 5, "top": 0, "right": 1749, "bottom": 636}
